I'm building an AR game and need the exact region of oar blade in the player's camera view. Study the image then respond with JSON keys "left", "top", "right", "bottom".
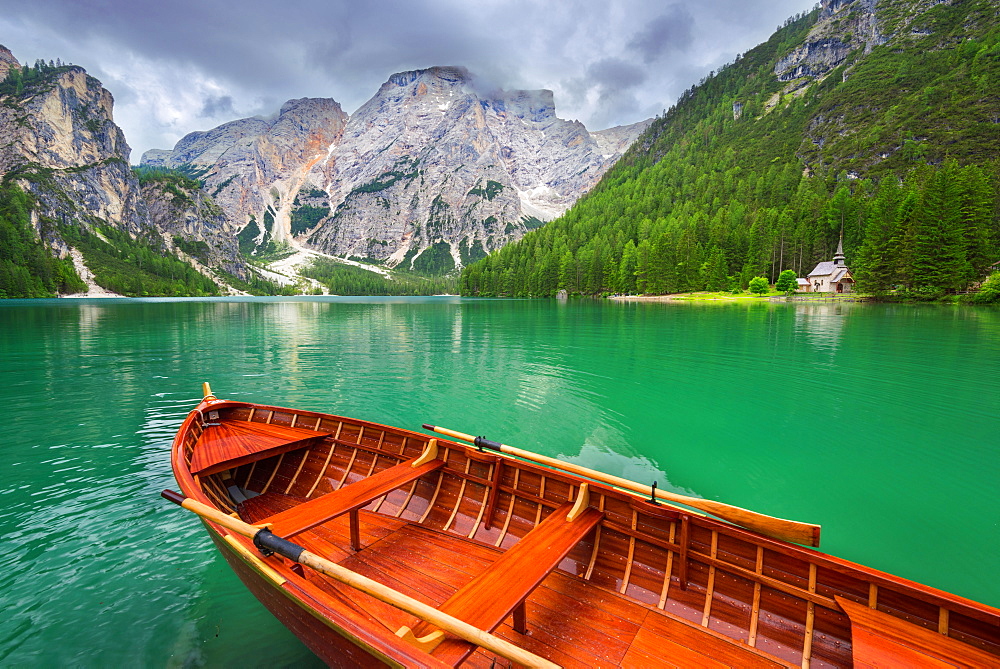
{"left": 678, "top": 496, "right": 821, "bottom": 546}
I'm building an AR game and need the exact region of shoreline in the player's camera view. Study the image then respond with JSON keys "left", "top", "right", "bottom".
{"left": 608, "top": 292, "right": 871, "bottom": 303}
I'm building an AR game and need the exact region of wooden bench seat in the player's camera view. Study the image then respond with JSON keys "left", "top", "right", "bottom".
{"left": 409, "top": 500, "right": 603, "bottom": 666}
{"left": 262, "top": 456, "right": 444, "bottom": 549}
{"left": 837, "top": 596, "right": 1000, "bottom": 668}
{"left": 192, "top": 420, "right": 330, "bottom": 476}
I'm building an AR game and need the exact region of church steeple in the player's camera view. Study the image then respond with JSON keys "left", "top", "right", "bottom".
{"left": 833, "top": 236, "right": 845, "bottom": 267}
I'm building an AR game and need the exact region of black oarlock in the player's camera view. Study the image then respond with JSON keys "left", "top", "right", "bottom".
{"left": 253, "top": 529, "right": 305, "bottom": 562}
{"left": 650, "top": 481, "right": 660, "bottom": 505}
{"left": 473, "top": 435, "right": 503, "bottom": 452}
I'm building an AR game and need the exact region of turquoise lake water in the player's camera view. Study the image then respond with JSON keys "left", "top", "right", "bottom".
{"left": 1, "top": 296, "right": 997, "bottom": 666}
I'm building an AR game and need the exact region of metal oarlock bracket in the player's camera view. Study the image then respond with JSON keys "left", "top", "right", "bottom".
{"left": 650, "top": 480, "right": 659, "bottom": 505}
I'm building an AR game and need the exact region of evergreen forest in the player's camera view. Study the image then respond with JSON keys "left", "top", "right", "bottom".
{"left": 460, "top": 1, "right": 1000, "bottom": 298}
{"left": 302, "top": 258, "right": 458, "bottom": 296}
{"left": 0, "top": 181, "right": 86, "bottom": 298}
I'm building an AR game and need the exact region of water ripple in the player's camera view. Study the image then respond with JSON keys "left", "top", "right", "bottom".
{"left": 1, "top": 297, "right": 997, "bottom": 663}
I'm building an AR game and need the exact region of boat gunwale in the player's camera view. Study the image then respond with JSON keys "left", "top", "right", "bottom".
{"left": 170, "top": 400, "right": 451, "bottom": 667}
{"left": 171, "top": 397, "right": 1000, "bottom": 666}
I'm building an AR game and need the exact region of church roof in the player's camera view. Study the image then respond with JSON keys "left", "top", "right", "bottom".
{"left": 808, "top": 261, "right": 836, "bottom": 277}
{"left": 808, "top": 262, "right": 853, "bottom": 281}
{"left": 809, "top": 236, "right": 851, "bottom": 279}
{"left": 831, "top": 267, "right": 852, "bottom": 283}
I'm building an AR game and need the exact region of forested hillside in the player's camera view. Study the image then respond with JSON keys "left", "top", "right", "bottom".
{"left": 0, "top": 55, "right": 246, "bottom": 298}
{"left": 460, "top": 0, "right": 1000, "bottom": 298}
{"left": 0, "top": 180, "right": 85, "bottom": 298}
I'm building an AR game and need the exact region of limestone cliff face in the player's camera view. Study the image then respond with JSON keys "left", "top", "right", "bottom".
{"left": 145, "top": 67, "right": 649, "bottom": 270}
{"left": 0, "top": 59, "right": 147, "bottom": 237}
{"left": 0, "top": 45, "right": 19, "bottom": 83}
{"left": 0, "top": 46, "right": 248, "bottom": 290}
{"left": 143, "top": 98, "right": 348, "bottom": 249}
{"left": 775, "top": 0, "right": 884, "bottom": 82}
{"left": 142, "top": 180, "right": 247, "bottom": 280}
{"left": 774, "top": 0, "right": 953, "bottom": 83}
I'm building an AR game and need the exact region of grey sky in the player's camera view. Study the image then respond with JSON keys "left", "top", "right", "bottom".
{"left": 0, "top": 0, "right": 813, "bottom": 159}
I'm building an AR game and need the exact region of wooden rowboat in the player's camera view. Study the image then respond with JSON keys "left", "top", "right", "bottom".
{"left": 166, "top": 385, "right": 1000, "bottom": 667}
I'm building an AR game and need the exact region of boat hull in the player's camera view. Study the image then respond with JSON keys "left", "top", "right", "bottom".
{"left": 208, "top": 531, "right": 399, "bottom": 668}
{"left": 169, "top": 396, "right": 1000, "bottom": 668}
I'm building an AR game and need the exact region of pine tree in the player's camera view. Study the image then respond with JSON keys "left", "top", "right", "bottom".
{"left": 920, "top": 162, "right": 969, "bottom": 290}
{"left": 854, "top": 176, "right": 904, "bottom": 293}
{"left": 617, "top": 240, "right": 638, "bottom": 293}
{"left": 956, "top": 164, "right": 995, "bottom": 286}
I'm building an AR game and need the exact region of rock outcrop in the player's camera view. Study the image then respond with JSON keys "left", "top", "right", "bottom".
{"left": 773, "top": 0, "right": 955, "bottom": 83}
{"left": 0, "top": 44, "right": 19, "bottom": 82}
{"left": 0, "top": 59, "right": 147, "bottom": 236}
{"left": 144, "top": 67, "right": 649, "bottom": 271}
{"left": 0, "top": 46, "right": 248, "bottom": 292}
{"left": 142, "top": 179, "right": 245, "bottom": 280}
{"left": 143, "top": 98, "right": 349, "bottom": 251}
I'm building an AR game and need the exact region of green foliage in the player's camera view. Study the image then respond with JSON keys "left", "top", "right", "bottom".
{"left": 852, "top": 160, "right": 997, "bottom": 293}
{"left": 300, "top": 258, "right": 457, "bottom": 295}
{"left": 60, "top": 224, "right": 219, "bottom": 297}
{"left": 468, "top": 180, "right": 505, "bottom": 201}
{"left": 748, "top": 276, "right": 770, "bottom": 295}
{"left": 290, "top": 205, "right": 330, "bottom": 236}
{"left": 211, "top": 174, "right": 237, "bottom": 197}
{"left": 0, "top": 181, "right": 85, "bottom": 298}
{"left": 238, "top": 216, "right": 261, "bottom": 255}
{"left": 775, "top": 269, "right": 798, "bottom": 293}
{"left": 173, "top": 236, "right": 210, "bottom": 261}
{"left": 459, "top": 238, "right": 487, "bottom": 266}
{"left": 460, "top": 2, "right": 1000, "bottom": 299}
{"left": 411, "top": 241, "right": 456, "bottom": 275}
{"left": 0, "top": 59, "right": 74, "bottom": 98}
{"left": 966, "top": 271, "right": 1000, "bottom": 303}
{"left": 297, "top": 187, "right": 327, "bottom": 201}
{"left": 176, "top": 163, "right": 210, "bottom": 182}
{"left": 353, "top": 157, "right": 419, "bottom": 194}
{"left": 132, "top": 166, "right": 201, "bottom": 207}
{"left": 215, "top": 268, "right": 297, "bottom": 296}
{"left": 238, "top": 213, "right": 279, "bottom": 257}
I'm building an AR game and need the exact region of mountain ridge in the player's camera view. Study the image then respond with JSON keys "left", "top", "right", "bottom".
{"left": 143, "top": 65, "right": 650, "bottom": 274}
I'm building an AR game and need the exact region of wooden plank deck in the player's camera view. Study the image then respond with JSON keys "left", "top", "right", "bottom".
{"left": 239, "top": 493, "right": 792, "bottom": 668}
{"left": 413, "top": 502, "right": 604, "bottom": 665}
{"left": 191, "top": 420, "right": 329, "bottom": 475}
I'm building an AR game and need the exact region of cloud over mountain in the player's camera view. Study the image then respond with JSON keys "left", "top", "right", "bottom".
{"left": 0, "top": 0, "right": 810, "bottom": 157}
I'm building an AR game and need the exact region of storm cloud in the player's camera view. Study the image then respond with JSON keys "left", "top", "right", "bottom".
{"left": 0, "top": 0, "right": 812, "bottom": 157}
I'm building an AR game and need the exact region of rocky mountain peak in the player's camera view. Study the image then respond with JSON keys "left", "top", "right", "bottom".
{"left": 144, "top": 66, "right": 649, "bottom": 272}
{"left": 386, "top": 65, "right": 472, "bottom": 89}
{"left": 0, "top": 44, "right": 19, "bottom": 81}
{"left": 0, "top": 56, "right": 142, "bottom": 234}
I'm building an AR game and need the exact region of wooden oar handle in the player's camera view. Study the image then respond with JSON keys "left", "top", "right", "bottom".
{"left": 161, "top": 489, "right": 559, "bottom": 668}
{"left": 161, "top": 490, "right": 263, "bottom": 538}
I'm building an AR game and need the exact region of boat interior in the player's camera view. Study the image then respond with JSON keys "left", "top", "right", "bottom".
{"left": 181, "top": 404, "right": 1000, "bottom": 668}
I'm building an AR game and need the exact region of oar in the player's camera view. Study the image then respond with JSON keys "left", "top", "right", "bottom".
{"left": 422, "top": 425, "right": 821, "bottom": 547}
{"left": 161, "top": 490, "right": 558, "bottom": 669}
